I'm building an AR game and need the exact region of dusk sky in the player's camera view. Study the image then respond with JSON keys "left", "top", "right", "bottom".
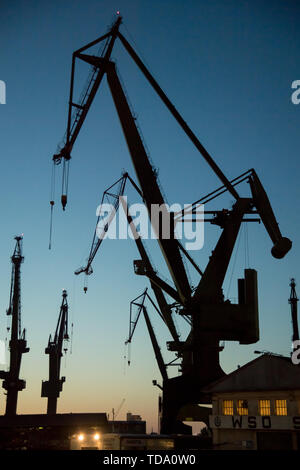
{"left": 0, "top": 0, "right": 299, "bottom": 433}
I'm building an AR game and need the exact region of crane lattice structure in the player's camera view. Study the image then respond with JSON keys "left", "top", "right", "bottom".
{"left": 0, "top": 236, "right": 29, "bottom": 416}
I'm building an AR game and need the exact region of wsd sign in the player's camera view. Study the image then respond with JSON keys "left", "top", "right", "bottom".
{"left": 210, "top": 415, "right": 300, "bottom": 430}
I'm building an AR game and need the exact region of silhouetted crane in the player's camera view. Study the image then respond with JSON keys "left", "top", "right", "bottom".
{"left": 289, "top": 279, "right": 299, "bottom": 350}
{"left": 41, "top": 289, "right": 69, "bottom": 414}
{"left": 52, "top": 15, "right": 292, "bottom": 433}
{"left": 0, "top": 236, "right": 29, "bottom": 416}
{"left": 125, "top": 289, "right": 168, "bottom": 382}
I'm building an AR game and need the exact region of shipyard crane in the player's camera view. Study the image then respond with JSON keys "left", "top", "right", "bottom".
{"left": 41, "top": 289, "right": 69, "bottom": 414}
{"left": 75, "top": 172, "right": 182, "bottom": 345}
{"left": 52, "top": 16, "right": 292, "bottom": 433}
{"left": 289, "top": 279, "right": 299, "bottom": 350}
{"left": 125, "top": 289, "right": 168, "bottom": 382}
{"left": 51, "top": 15, "right": 122, "bottom": 210}
{"left": 112, "top": 398, "right": 125, "bottom": 422}
{"left": 0, "top": 236, "right": 29, "bottom": 416}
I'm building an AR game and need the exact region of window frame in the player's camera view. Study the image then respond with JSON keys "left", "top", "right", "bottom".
{"left": 275, "top": 399, "right": 287, "bottom": 416}
{"left": 222, "top": 399, "right": 234, "bottom": 416}
{"left": 236, "top": 399, "right": 249, "bottom": 416}
{"left": 259, "top": 399, "right": 271, "bottom": 416}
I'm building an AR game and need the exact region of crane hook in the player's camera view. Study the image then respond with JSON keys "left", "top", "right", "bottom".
{"left": 49, "top": 200, "right": 55, "bottom": 250}
{"left": 61, "top": 195, "right": 67, "bottom": 211}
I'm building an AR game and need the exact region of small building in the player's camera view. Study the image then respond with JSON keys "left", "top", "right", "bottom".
{"left": 202, "top": 354, "right": 300, "bottom": 450}
{"left": 0, "top": 413, "right": 109, "bottom": 450}
{"left": 0, "top": 412, "right": 146, "bottom": 449}
{"left": 108, "top": 411, "right": 145, "bottom": 434}
{"left": 109, "top": 419, "right": 146, "bottom": 434}
{"left": 126, "top": 412, "right": 142, "bottom": 422}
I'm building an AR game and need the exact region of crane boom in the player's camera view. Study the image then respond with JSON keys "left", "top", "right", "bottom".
{"left": 75, "top": 174, "right": 128, "bottom": 276}
{"left": 106, "top": 61, "right": 190, "bottom": 303}
{"left": 75, "top": 173, "right": 181, "bottom": 343}
{"left": 52, "top": 17, "right": 122, "bottom": 209}
{"left": 0, "top": 236, "right": 29, "bottom": 416}
{"left": 41, "top": 290, "right": 69, "bottom": 414}
{"left": 126, "top": 290, "right": 168, "bottom": 382}
{"left": 117, "top": 31, "right": 240, "bottom": 200}
{"left": 248, "top": 170, "right": 292, "bottom": 259}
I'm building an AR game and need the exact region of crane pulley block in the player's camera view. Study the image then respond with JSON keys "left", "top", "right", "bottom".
{"left": 133, "top": 259, "right": 148, "bottom": 276}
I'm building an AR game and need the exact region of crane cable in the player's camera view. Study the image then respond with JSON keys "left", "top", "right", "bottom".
{"left": 127, "top": 342, "right": 131, "bottom": 367}
{"left": 226, "top": 227, "right": 242, "bottom": 300}
{"left": 226, "top": 223, "right": 252, "bottom": 301}
{"left": 49, "top": 163, "right": 56, "bottom": 250}
{"left": 83, "top": 275, "right": 88, "bottom": 294}
{"left": 123, "top": 344, "right": 128, "bottom": 375}
{"left": 61, "top": 158, "right": 70, "bottom": 211}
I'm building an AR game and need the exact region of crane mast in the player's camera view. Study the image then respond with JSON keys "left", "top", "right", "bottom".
{"left": 0, "top": 236, "right": 29, "bottom": 416}
{"left": 289, "top": 279, "right": 299, "bottom": 348}
{"left": 41, "top": 289, "right": 69, "bottom": 414}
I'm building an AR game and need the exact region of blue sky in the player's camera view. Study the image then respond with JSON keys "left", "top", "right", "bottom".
{"left": 0, "top": 0, "right": 299, "bottom": 432}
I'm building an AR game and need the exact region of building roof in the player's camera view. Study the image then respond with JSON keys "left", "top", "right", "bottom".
{"left": 0, "top": 413, "right": 108, "bottom": 428}
{"left": 202, "top": 354, "right": 300, "bottom": 393}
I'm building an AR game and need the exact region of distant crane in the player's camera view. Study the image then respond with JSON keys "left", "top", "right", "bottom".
{"left": 0, "top": 236, "right": 29, "bottom": 416}
{"left": 41, "top": 289, "right": 69, "bottom": 414}
{"left": 289, "top": 279, "right": 299, "bottom": 350}
{"left": 125, "top": 289, "right": 168, "bottom": 382}
{"left": 112, "top": 398, "right": 125, "bottom": 421}
{"left": 112, "top": 398, "right": 125, "bottom": 431}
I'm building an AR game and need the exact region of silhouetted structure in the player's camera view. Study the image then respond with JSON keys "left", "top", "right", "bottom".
{"left": 52, "top": 16, "right": 292, "bottom": 434}
{"left": 41, "top": 289, "right": 69, "bottom": 414}
{"left": 204, "top": 354, "right": 300, "bottom": 450}
{"left": 0, "top": 236, "right": 29, "bottom": 416}
{"left": 289, "top": 279, "right": 299, "bottom": 350}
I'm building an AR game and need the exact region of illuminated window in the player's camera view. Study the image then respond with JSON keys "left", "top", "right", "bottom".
{"left": 275, "top": 399, "right": 287, "bottom": 416}
{"left": 237, "top": 399, "right": 248, "bottom": 415}
{"left": 223, "top": 400, "right": 233, "bottom": 415}
{"left": 259, "top": 400, "right": 271, "bottom": 416}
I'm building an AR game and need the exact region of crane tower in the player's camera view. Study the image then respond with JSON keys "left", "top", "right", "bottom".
{"left": 0, "top": 236, "right": 29, "bottom": 416}
{"left": 41, "top": 289, "right": 69, "bottom": 414}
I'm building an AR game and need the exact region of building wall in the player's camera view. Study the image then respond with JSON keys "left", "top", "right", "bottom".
{"left": 109, "top": 420, "right": 146, "bottom": 434}
{"left": 213, "top": 390, "right": 300, "bottom": 415}
{"left": 210, "top": 390, "right": 300, "bottom": 450}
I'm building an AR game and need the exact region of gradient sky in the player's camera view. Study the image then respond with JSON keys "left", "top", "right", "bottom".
{"left": 0, "top": 0, "right": 299, "bottom": 433}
